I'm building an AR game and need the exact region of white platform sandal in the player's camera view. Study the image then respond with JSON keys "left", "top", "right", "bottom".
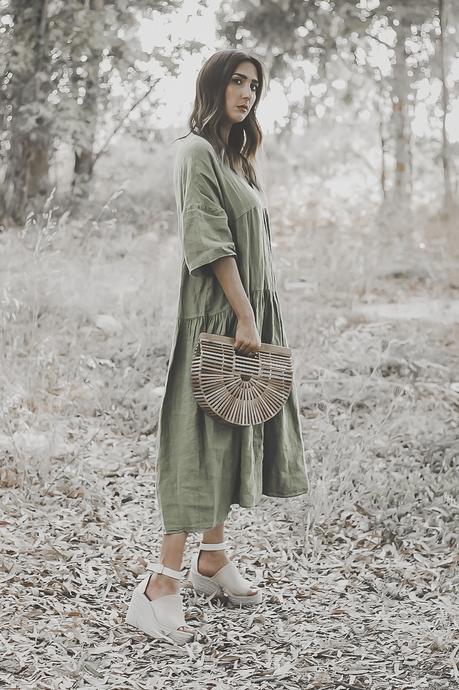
{"left": 126, "top": 563, "right": 196, "bottom": 645}
{"left": 190, "top": 541, "right": 263, "bottom": 606}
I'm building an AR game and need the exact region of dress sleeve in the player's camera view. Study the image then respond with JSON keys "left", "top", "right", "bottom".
{"left": 175, "top": 143, "right": 237, "bottom": 277}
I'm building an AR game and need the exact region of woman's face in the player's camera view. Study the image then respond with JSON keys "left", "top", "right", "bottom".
{"left": 223, "top": 60, "right": 259, "bottom": 126}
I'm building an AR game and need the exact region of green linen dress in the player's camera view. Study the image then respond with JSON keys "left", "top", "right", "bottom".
{"left": 155, "top": 132, "right": 309, "bottom": 534}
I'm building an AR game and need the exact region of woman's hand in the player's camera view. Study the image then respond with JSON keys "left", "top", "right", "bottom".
{"left": 234, "top": 315, "right": 261, "bottom": 355}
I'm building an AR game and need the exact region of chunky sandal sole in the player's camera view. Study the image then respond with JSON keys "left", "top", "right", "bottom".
{"left": 190, "top": 569, "right": 224, "bottom": 597}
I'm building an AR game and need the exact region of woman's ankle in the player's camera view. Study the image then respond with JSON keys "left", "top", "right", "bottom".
{"left": 151, "top": 571, "right": 181, "bottom": 586}
{"left": 145, "top": 572, "right": 180, "bottom": 598}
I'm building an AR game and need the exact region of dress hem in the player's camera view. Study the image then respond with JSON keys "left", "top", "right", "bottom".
{"left": 160, "top": 489, "right": 309, "bottom": 534}
{"left": 261, "top": 489, "right": 309, "bottom": 499}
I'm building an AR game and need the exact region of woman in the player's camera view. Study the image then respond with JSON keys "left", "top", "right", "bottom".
{"left": 126, "top": 49, "right": 309, "bottom": 644}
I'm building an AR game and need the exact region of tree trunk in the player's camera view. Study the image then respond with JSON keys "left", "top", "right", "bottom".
{"left": 379, "top": 114, "right": 387, "bottom": 201}
{"left": 408, "top": 91, "right": 416, "bottom": 199}
{"left": 389, "top": 19, "right": 411, "bottom": 206}
{"left": 439, "top": 0, "right": 453, "bottom": 213}
{"left": 0, "top": 0, "right": 50, "bottom": 224}
{"left": 72, "top": 0, "right": 104, "bottom": 195}
{"left": 375, "top": 82, "right": 387, "bottom": 202}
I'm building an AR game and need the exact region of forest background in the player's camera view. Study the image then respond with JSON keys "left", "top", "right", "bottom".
{"left": 0, "top": 1, "right": 458, "bottom": 688}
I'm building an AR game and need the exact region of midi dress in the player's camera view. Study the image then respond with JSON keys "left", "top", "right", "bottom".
{"left": 155, "top": 132, "right": 309, "bottom": 534}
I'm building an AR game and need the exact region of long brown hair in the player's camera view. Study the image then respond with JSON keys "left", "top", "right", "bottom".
{"left": 175, "top": 49, "right": 266, "bottom": 190}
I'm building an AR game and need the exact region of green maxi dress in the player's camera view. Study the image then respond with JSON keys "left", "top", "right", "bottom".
{"left": 155, "top": 132, "right": 309, "bottom": 534}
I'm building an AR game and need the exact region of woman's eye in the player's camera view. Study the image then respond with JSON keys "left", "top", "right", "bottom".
{"left": 233, "top": 78, "right": 257, "bottom": 92}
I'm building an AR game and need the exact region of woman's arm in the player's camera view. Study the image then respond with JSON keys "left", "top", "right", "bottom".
{"left": 210, "top": 256, "right": 261, "bottom": 355}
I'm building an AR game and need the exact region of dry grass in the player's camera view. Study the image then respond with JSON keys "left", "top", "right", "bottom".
{"left": 1, "top": 139, "right": 458, "bottom": 689}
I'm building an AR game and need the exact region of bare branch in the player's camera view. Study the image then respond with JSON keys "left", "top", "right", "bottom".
{"left": 92, "top": 78, "right": 160, "bottom": 167}
{"left": 366, "top": 33, "right": 394, "bottom": 49}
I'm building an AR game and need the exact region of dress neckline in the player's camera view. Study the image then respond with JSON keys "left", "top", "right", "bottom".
{"left": 228, "top": 165, "right": 253, "bottom": 189}
{"left": 225, "top": 162, "right": 264, "bottom": 199}
{"left": 188, "top": 132, "right": 266, "bottom": 205}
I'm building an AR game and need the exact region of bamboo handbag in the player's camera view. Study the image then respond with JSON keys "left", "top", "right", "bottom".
{"left": 190, "top": 332, "right": 293, "bottom": 426}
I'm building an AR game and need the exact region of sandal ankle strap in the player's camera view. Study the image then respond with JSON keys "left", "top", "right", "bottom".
{"left": 199, "top": 541, "right": 227, "bottom": 551}
{"left": 146, "top": 562, "right": 187, "bottom": 579}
